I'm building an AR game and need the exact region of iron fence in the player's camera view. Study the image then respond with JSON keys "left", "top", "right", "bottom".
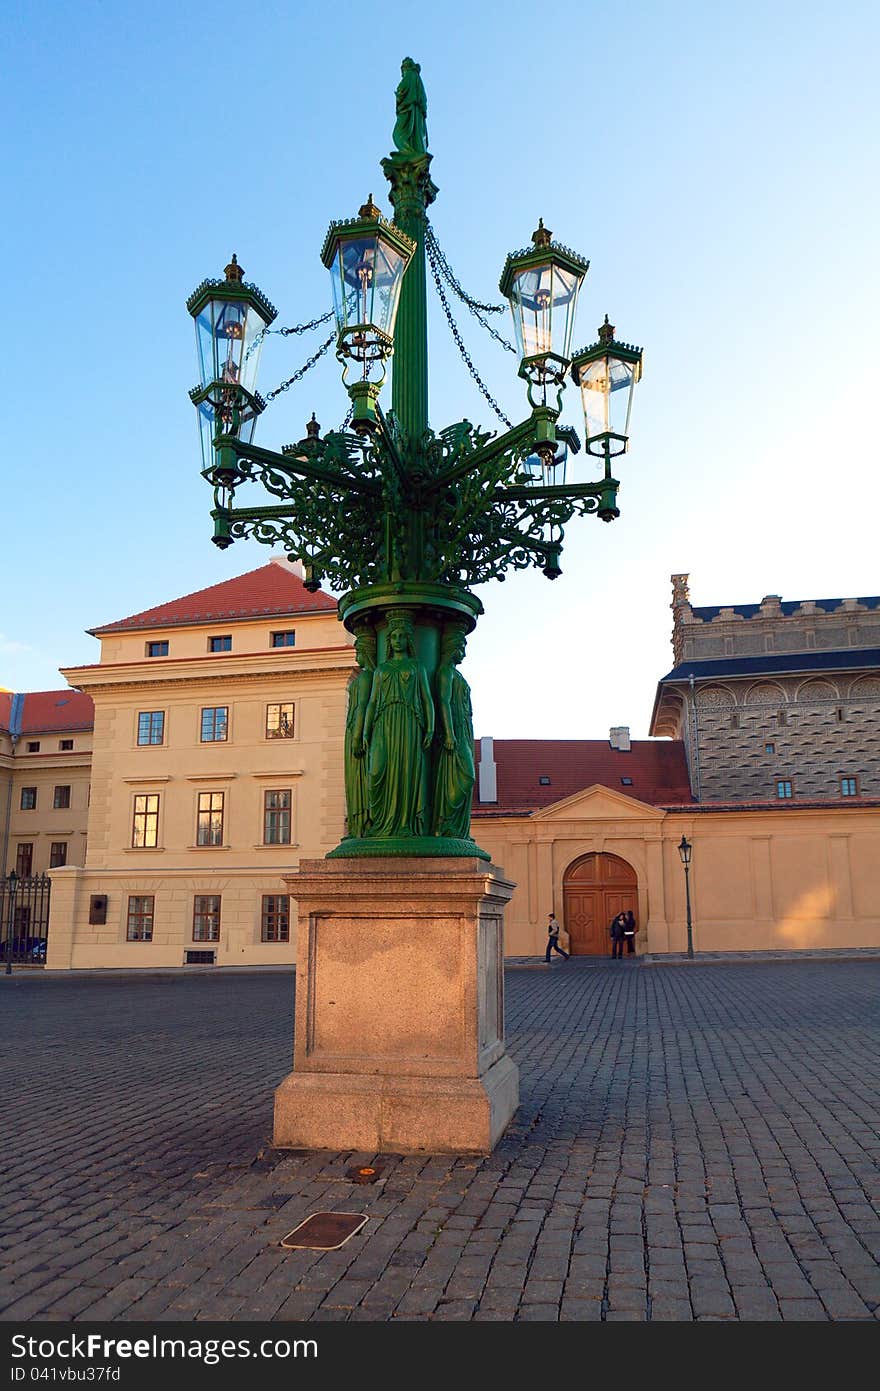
{"left": 0, "top": 873, "right": 51, "bottom": 967}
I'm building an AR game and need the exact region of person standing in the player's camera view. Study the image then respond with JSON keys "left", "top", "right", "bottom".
{"left": 545, "top": 912, "right": 569, "bottom": 963}
{"left": 609, "top": 912, "right": 626, "bottom": 960}
{"left": 623, "top": 909, "right": 637, "bottom": 955}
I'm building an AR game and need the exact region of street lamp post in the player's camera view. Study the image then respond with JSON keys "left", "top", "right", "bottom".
{"left": 678, "top": 836, "right": 694, "bottom": 958}
{"left": 5, "top": 869, "right": 18, "bottom": 975}
{"left": 185, "top": 61, "right": 644, "bottom": 1152}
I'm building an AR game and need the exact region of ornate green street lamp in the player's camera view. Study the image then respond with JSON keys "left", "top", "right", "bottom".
{"left": 185, "top": 62, "right": 643, "bottom": 860}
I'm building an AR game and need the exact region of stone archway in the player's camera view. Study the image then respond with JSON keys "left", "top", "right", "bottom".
{"left": 563, "top": 852, "right": 639, "bottom": 956}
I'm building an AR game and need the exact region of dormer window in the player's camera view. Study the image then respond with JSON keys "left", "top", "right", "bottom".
{"left": 538, "top": 776, "right": 551, "bottom": 786}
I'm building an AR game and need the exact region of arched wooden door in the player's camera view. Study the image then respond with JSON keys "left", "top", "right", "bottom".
{"left": 563, "top": 853, "right": 638, "bottom": 956}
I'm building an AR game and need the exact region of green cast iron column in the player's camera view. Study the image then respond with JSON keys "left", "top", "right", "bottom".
{"left": 382, "top": 152, "right": 437, "bottom": 444}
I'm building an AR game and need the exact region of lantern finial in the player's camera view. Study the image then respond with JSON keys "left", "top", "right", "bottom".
{"left": 598, "top": 315, "right": 614, "bottom": 343}
{"left": 306, "top": 413, "right": 321, "bottom": 439}
{"left": 359, "top": 194, "right": 383, "bottom": 219}
{"left": 532, "top": 218, "right": 552, "bottom": 248}
{"left": 224, "top": 253, "right": 244, "bottom": 284}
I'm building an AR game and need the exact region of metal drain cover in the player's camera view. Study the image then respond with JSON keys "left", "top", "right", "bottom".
{"left": 280, "top": 1212, "right": 368, "bottom": 1250}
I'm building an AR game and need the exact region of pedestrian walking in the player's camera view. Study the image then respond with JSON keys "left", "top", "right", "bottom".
{"left": 609, "top": 912, "right": 626, "bottom": 959}
{"left": 623, "top": 909, "right": 637, "bottom": 955}
{"left": 545, "top": 912, "right": 569, "bottom": 962}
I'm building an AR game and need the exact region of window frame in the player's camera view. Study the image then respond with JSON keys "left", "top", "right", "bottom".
{"left": 26, "top": 741, "right": 40, "bottom": 753}
{"left": 270, "top": 630, "right": 297, "bottom": 648}
{"left": 208, "top": 635, "right": 233, "bottom": 653}
{"left": 131, "top": 792, "right": 160, "bottom": 848}
{"left": 59, "top": 739, "right": 74, "bottom": 751}
{"left": 49, "top": 842, "right": 68, "bottom": 868}
{"left": 776, "top": 779, "right": 794, "bottom": 800}
{"left": 15, "top": 843, "right": 33, "bottom": 877}
{"left": 127, "top": 894, "right": 155, "bottom": 942}
{"left": 261, "top": 894, "right": 291, "bottom": 943}
{"left": 265, "top": 702, "right": 296, "bottom": 740}
{"left": 137, "top": 710, "right": 165, "bottom": 746}
{"left": 200, "top": 706, "right": 229, "bottom": 743}
{"left": 193, "top": 895, "right": 221, "bottom": 942}
{"left": 146, "top": 640, "right": 169, "bottom": 658}
{"left": 196, "top": 790, "right": 225, "bottom": 847}
{"left": 840, "top": 776, "right": 859, "bottom": 798}
{"left": 20, "top": 787, "right": 37, "bottom": 811}
{"left": 53, "top": 785, "right": 71, "bottom": 810}
{"left": 263, "top": 788, "right": 292, "bottom": 845}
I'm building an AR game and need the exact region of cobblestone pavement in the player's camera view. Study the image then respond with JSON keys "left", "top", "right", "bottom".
{"left": 1, "top": 959, "right": 879, "bottom": 1322}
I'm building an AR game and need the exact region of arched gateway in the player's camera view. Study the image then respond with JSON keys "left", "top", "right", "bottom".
{"left": 563, "top": 853, "right": 638, "bottom": 956}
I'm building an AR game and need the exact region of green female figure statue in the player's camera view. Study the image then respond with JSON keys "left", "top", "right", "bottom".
{"left": 432, "top": 624, "right": 476, "bottom": 840}
{"left": 392, "top": 57, "right": 428, "bottom": 155}
{"left": 362, "top": 611, "right": 434, "bottom": 840}
{"left": 344, "top": 625, "right": 376, "bottom": 840}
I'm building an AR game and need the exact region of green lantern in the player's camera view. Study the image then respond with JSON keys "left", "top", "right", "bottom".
{"left": 499, "top": 220, "right": 589, "bottom": 406}
{"left": 186, "top": 255, "right": 277, "bottom": 474}
{"left": 321, "top": 196, "right": 414, "bottom": 427}
{"left": 570, "top": 316, "right": 643, "bottom": 460}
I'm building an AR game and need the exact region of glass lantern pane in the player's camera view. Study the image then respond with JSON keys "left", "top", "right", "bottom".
{"left": 196, "top": 398, "right": 218, "bottom": 472}
{"left": 549, "top": 265, "right": 581, "bottom": 362}
{"left": 371, "top": 240, "right": 408, "bottom": 338}
{"left": 194, "top": 296, "right": 265, "bottom": 391}
{"left": 239, "top": 306, "right": 266, "bottom": 396}
{"left": 511, "top": 261, "right": 581, "bottom": 362}
{"left": 580, "top": 356, "right": 637, "bottom": 444}
{"left": 340, "top": 236, "right": 381, "bottom": 328}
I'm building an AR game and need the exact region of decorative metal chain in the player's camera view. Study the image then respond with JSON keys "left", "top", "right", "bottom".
{"left": 425, "top": 222, "right": 517, "bottom": 356}
{"left": 245, "top": 309, "right": 335, "bottom": 363}
{"left": 426, "top": 234, "right": 513, "bottom": 429}
{"left": 265, "top": 333, "right": 336, "bottom": 400}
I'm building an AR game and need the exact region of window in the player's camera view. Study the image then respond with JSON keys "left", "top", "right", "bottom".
{"left": 777, "top": 710, "right": 787, "bottom": 726}
{"left": 193, "top": 895, "right": 221, "bottom": 941}
{"left": 146, "top": 641, "right": 169, "bottom": 657}
{"left": 15, "top": 844, "right": 33, "bottom": 877}
{"left": 266, "top": 703, "right": 295, "bottom": 739}
{"left": 127, "top": 895, "right": 154, "bottom": 941}
{"left": 49, "top": 842, "right": 67, "bottom": 868}
{"left": 776, "top": 780, "right": 793, "bottom": 800}
{"left": 209, "top": 635, "right": 232, "bottom": 652}
{"left": 730, "top": 714, "right": 739, "bottom": 728}
{"left": 20, "top": 787, "right": 37, "bottom": 811}
{"left": 765, "top": 743, "right": 775, "bottom": 755}
{"left": 59, "top": 739, "right": 74, "bottom": 751}
{"left": 261, "top": 894, "right": 290, "bottom": 943}
{"left": 53, "top": 785, "right": 71, "bottom": 809}
{"left": 841, "top": 777, "right": 859, "bottom": 797}
{"left": 137, "top": 711, "right": 165, "bottom": 745}
{"left": 270, "top": 630, "right": 296, "bottom": 648}
{"left": 26, "top": 741, "right": 40, "bottom": 753}
{"left": 836, "top": 707, "right": 845, "bottom": 723}
{"left": 263, "top": 789, "right": 291, "bottom": 845}
{"left": 197, "top": 791, "right": 225, "bottom": 846}
{"left": 132, "top": 793, "right": 160, "bottom": 848}
{"left": 621, "top": 777, "right": 633, "bottom": 786}
{"left": 538, "top": 776, "right": 551, "bottom": 786}
{"left": 200, "top": 706, "right": 228, "bottom": 742}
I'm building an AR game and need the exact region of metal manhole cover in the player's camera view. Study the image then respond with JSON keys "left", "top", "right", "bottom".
{"left": 280, "top": 1212, "right": 368, "bottom": 1250}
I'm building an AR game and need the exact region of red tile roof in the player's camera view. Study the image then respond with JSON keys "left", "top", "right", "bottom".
{"left": 89, "top": 562, "right": 338, "bottom": 634}
{"left": 0, "top": 690, "right": 94, "bottom": 735}
{"left": 471, "top": 738, "right": 694, "bottom": 814}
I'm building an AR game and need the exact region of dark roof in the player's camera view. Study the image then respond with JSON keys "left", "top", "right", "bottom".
{"left": 0, "top": 690, "right": 94, "bottom": 736}
{"left": 471, "top": 739, "right": 694, "bottom": 814}
{"left": 691, "top": 597, "right": 880, "bottom": 621}
{"left": 89, "top": 562, "right": 337, "bottom": 635}
{"left": 659, "top": 648, "right": 880, "bottom": 683}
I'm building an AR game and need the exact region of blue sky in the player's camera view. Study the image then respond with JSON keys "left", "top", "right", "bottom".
{"left": 3, "top": 0, "right": 878, "bottom": 739}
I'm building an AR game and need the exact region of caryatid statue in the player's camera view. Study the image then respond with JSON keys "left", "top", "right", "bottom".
{"left": 432, "top": 623, "right": 476, "bottom": 840}
{"left": 344, "top": 624, "right": 376, "bottom": 840}
{"left": 392, "top": 57, "right": 428, "bottom": 155}
{"left": 361, "top": 610, "right": 434, "bottom": 840}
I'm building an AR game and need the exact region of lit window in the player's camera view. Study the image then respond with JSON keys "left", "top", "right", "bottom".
{"left": 209, "top": 635, "right": 232, "bottom": 652}
{"left": 146, "top": 641, "right": 169, "bottom": 657}
{"left": 20, "top": 787, "right": 37, "bottom": 811}
{"left": 137, "top": 711, "right": 165, "bottom": 745}
{"left": 200, "top": 707, "right": 228, "bottom": 742}
{"left": 59, "top": 739, "right": 74, "bottom": 751}
{"left": 263, "top": 789, "right": 292, "bottom": 845}
{"left": 266, "top": 703, "right": 295, "bottom": 739}
{"left": 841, "top": 777, "right": 858, "bottom": 797}
{"left": 270, "top": 631, "right": 296, "bottom": 648}
{"left": 127, "top": 895, "right": 154, "bottom": 941}
{"left": 193, "top": 895, "right": 221, "bottom": 942}
{"left": 53, "top": 785, "right": 71, "bottom": 809}
{"left": 197, "top": 791, "right": 225, "bottom": 846}
{"left": 261, "top": 894, "right": 290, "bottom": 943}
{"left": 776, "top": 780, "right": 793, "bottom": 799}
{"left": 49, "top": 842, "right": 67, "bottom": 868}
{"left": 132, "top": 793, "right": 160, "bottom": 847}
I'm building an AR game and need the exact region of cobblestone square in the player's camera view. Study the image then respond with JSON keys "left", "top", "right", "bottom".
{"left": 1, "top": 959, "right": 878, "bottom": 1322}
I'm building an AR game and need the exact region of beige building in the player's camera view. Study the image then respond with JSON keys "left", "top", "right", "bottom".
{"left": 1, "top": 690, "right": 93, "bottom": 877}
{"left": 48, "top": 557, "right": 355, "bottom": 968}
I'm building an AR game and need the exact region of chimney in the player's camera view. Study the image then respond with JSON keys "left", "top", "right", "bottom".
{"left": 609, "top": 726, "right": 631, "bottom": 752}
{"left": 478, "top": 736, "right": 497, "bottom": 802}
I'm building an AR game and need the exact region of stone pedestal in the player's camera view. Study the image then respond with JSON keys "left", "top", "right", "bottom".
{"left": 274, "top": 857, "right": 519, "bottom": 1154}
